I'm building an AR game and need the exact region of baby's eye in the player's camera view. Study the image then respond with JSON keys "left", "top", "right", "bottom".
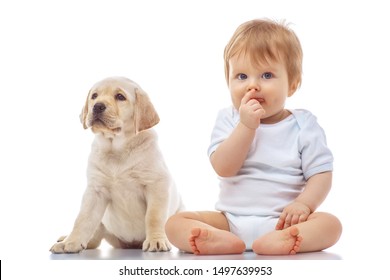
{"left": 237, "top": 73, "right": 247, "bottom": 80}
{"left": 262, "top": 72, "right": 273, "bottom": 79}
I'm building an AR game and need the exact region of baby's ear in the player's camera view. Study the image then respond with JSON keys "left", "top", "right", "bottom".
{"left": 288, "top": 81, "right": 299, "bottom": 97}
{"left": 134, "top": 88, "right": 160, "bottom": 133}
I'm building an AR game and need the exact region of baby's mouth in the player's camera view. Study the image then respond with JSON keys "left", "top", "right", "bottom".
{"left": 256, "top": 98, "right": 265, "bottom": 103}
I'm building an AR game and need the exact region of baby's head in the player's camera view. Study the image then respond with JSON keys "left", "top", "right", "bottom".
{"left": 224, "top": 19, "right": 303, "bottom": 90}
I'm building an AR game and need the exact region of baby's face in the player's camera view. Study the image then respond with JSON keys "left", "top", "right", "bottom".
{"left": 228, "top": 54, "right": 296, "bottom": 124}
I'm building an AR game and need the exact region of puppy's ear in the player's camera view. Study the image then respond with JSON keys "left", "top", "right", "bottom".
{"left": 134, "top": 88, "right": 160, "bottom": 133}
{"left": 80, "top": 91, "right": 90, "bottom": 129}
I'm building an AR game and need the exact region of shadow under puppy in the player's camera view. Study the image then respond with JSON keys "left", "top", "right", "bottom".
{"left": 50, "top": 76, "right": 183, "bottom": 253}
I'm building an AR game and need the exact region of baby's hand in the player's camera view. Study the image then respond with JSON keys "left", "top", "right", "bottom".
{"left": 276, "top": 201, "right": 311, "bottom": 230}
{"left": 239, "top": 90, "right": 266, "bottom": 130}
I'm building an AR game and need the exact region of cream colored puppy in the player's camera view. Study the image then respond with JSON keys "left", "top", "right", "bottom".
{"left": 50, "top": 77, "right": 183, "bottom": 253}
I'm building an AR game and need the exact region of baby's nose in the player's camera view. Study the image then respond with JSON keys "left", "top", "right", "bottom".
{"left": 247, "top": 78, "right": 260, "bottom": 91}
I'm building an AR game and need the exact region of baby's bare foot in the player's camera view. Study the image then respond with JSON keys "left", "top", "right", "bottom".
{"left": 189, "top": 228, "right": 245, "bottom": 255}
{"left": 252, "top": 226, "right": 302, "bottom": 255}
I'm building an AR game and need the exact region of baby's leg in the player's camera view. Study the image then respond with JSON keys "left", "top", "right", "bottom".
{"left": 165, "top": 211, "right": 245, "bottom": 255}
{"left": 292, "top": 212, "right": 342, "bottom": 252}
{"left": 252, "top": 212, "right": 342, "bottom": 255}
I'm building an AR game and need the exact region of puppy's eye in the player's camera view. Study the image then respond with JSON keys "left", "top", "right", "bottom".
{"left": 91, "top": 93, "right": 98, "bottom": 99}
{"left": 116, "top": 93, "right": 126, "bottom": 101}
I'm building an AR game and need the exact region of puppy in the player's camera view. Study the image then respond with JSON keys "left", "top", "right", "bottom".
{"left": 50, "top": 77, "right": 183, "bottom": 253}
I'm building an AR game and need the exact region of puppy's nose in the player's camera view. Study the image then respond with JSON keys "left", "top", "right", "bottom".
{"left": 93, "top": 103, "right": 106, "bottom": 114}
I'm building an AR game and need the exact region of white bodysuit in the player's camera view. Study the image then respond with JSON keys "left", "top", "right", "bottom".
{"left": 208, "top": 107, "right": 333, "bottom": 249}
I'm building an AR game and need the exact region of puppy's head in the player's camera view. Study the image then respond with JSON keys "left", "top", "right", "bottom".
{"left": 80, "top": 77, "right": 159, "bottom": 136}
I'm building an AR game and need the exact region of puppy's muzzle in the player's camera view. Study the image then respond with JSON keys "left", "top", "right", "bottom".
{"left": 93, "top": 103, "right": 106, "bottom": 115}
{"left": 90, "top": 102, "right": 120, "bottom": 133}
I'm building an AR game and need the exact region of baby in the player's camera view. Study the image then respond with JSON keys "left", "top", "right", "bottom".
{"left": 165, "top": 19, "right": 342, "bottom": 255}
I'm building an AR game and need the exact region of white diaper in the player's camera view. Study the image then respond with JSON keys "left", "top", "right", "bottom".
{"left": 224, "top": 212, "right": 278, "bottom": 250}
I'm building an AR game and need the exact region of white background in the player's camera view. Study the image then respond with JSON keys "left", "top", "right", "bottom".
{"left": 1, "top": 0, "right": 389, "bottom": 278}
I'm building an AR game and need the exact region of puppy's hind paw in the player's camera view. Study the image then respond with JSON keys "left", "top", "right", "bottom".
{"left": 142, "top": 238, "right": 172, "bottom": 252}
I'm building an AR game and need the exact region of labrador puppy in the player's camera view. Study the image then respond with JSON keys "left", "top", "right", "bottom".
{"left": 50, "top": 76, "right": 183, "bottom": 253}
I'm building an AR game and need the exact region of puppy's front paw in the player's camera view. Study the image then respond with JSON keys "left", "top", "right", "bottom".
{"left": 56, "top": 235, "right": 67, "bottom": 242}
{"left": 142, "top": 237, "right": 171, "bottom": 252}
{"left": 50, "top": 240, "right": 86, "bottom": 254}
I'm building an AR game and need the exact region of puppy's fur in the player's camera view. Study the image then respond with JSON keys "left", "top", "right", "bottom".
{"left": 50, "top": 77, "right": 183, "bottom": 253}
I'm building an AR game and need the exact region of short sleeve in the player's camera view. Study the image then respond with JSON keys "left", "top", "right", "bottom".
{"left": 207, "top": 107, "right": 238, "bottom": 157}
{"left": 296, "top": 111, "right": 333, "bottom": 180}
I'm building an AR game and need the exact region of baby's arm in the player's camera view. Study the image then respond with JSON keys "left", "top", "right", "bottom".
{"left": 210, "top": 122, "right": 255, "bottom": 177}
{"left": 276, "top": 171, "right": 332, "bottom": 230}
{"left": 210, "top": 90, "right": 265, "bottom": 177}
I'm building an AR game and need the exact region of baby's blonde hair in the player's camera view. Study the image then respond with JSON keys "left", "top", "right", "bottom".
{"left": 224, "top": 19, "right": 303, "bottom": 88}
